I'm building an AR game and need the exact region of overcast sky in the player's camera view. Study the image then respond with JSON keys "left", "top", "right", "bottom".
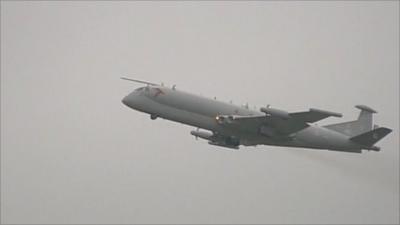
{"left": 1, "top": 1, "right": 399, "bottom": 224}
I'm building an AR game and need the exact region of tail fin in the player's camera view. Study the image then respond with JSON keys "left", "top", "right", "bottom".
{"left": 324, "top": 105, "right": 377, "bottom": 136}
{"left": 350, "top": 127, "right": 392, "bottom": 148}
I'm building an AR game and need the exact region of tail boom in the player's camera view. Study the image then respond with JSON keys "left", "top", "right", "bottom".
{"left": 324, "top": 105, "right": 392, "bottom": 151}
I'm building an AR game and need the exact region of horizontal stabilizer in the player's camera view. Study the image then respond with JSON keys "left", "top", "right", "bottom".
{"left": 350, "top": 127, "right": 392, "bottom": 147}
{"left": 355, "top": 105, "right": 377, "bottom": 113}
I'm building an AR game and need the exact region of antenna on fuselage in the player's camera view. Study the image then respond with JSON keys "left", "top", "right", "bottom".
{"left": 120, "top": 77, "right": 158, "bottom": 86}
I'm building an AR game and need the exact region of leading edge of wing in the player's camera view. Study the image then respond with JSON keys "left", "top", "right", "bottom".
{"left": 290, "top": 108, "right": 342, "bottom": 123}
{"left": 225, "top": 108, "right": 343, "bottom": 136}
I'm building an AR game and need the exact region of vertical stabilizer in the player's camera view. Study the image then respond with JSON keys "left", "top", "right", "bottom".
{"left": 355, "top": 105, "right": 376, "bottom": 130}
{"left": 324, "top": 105, "right": 377, "bottom": 136}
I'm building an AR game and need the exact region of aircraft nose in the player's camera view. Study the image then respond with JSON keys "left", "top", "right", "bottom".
{"left": 122, "top": 95, "right": 130, "bottom": 107}
{"left": 121, "top": 92, "right": 140, "bottom": 109}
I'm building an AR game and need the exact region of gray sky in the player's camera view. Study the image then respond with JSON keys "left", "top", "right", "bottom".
{"left": 1, "top": 1, "right": 398, "bottom": 224}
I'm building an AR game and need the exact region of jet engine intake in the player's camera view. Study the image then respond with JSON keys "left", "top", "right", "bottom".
{"left": 215, "top": 115, "right": 235, "bottom": 124}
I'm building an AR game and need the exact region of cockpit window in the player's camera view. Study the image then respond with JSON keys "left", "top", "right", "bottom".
{"left": 135, "top": 87, "right": 145, "bottom": 92}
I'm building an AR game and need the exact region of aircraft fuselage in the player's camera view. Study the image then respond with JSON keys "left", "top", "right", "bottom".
{"left": 122, "top": 85, "right": 365, "bottom": 153}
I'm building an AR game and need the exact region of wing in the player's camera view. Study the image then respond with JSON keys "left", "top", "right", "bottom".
{"left": 267, "top": 108, "right": 342, "bottom": 135}
{"left": 218, "top": 108, "right": 342, "bottom": 136}
{"left": 289, "top": 108, "right": 343, "bottom": 123}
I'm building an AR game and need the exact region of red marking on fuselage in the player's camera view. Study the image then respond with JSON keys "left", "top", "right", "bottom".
{"left": 154, "top": 88, "right": 165, "bottom": 97}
